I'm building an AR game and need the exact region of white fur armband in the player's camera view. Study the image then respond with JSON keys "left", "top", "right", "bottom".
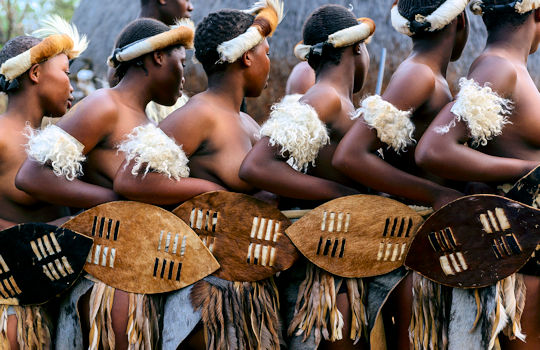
{"left": 24, "top": 124, "right": 85, "bottom": 181}
{"left": 436, "top": 78, "right": 512, "bottom": 147}
{"left": 118, "top": 124, "right": 189, "bottom": 180}
{"left": 352, "top": 95, "right": 415, "bottom": 153}
{"left": 260, "top": 95, "right": 329, "bottom": 172}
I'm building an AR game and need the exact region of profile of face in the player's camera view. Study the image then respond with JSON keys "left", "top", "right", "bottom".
{"left": 244, "top": 39, "right": 271, "bottom": 98}
{"left": 160, "top": 0, "right": 194, "bottom": 25}
{"left": 153, "top": 46, "right": 186, "bottom": 106}
{"left": 32, "top": 54, "right": 74, "bottom": 117}
{"left": 353, "top": 42, "right": 369, "bottom": 93}
{"left": 530, "top": 9, "right": 540, "bottom": 54}
{"left": 451, "top": 11, "right": 469, "bottom": 62}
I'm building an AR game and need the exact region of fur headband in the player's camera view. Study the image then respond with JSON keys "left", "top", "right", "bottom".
{"left": 0, "top": 15, "right": 88, "bottom": 82}
{"left": 294, "top": 17, "right": 376, "bottom": 61}
{"left": 470, "top": 0, "right": 540, "bottom": 15}
{"left": 108, "top": 19, "right": 195, "bottom": 68}
{"left": 217, "top": 0, "right": 284, "bottom": 63}
{"left": 391, "top": 0, "right": 470, "bottom": 36}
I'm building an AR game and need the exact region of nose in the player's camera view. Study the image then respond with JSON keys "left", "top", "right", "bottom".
{"left": 69, "top": 83, "right": 74, "bottom": 93}
{"left": 187, "top": 1, "right": 194, "bottom": 12}
{"left": 181, "top": 77, "right": 186, "bottom": 85}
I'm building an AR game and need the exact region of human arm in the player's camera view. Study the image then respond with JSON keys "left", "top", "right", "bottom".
{"left": 415, "top": 56, "right": 538, "bottom": 182}
{"left": 0, "top": 218, "right": 16, "bottom": 230}
{"left": 333, "top": 64, "right": 462, "bottom": 208}
{"left": 15, "top": 92, "right": 120, "bottom": 208}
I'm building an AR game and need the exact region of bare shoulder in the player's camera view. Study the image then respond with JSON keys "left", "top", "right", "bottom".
{"left": 383, "top": 61, "right": 436, "bottom": 109}
{"left": 160, "top": 94, "right": 215, "bottom": 134}
{"left": 59, "top": 89, "right": 119, "bottom": 127}
{"left": 301, "top": 84, "right": 341, "bottom": 123}
{"left": 240, "top": 111, "right": 259, "bottom": 128}
{"left": 468, "top": 54, "right": 517, "bottom": 96}
{"left": 286, "top": 61, "right": 316, "bottom": 95}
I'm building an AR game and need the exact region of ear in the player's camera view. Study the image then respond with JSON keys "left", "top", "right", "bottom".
{"left": 28, "top": 64, "right": 40, "bottom": 84}
{"left": 152, "top": 51, "right": 165, "bottom": 66}
{"left": 241, "top": 50, "right": 253, "bottom": 68}
{"left": 353, "top": 43, "right": 362, "bottom": 55}
{"left": 457, "top": 12, "right": 466, "bottom": 30}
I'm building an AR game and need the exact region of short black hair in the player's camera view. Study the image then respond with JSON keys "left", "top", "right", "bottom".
{"left": 477, "top": 0, "right": 531, "bottom": 31}
{"left": 0, "top": 36, "right": 42, "bottom": 67}
{"left": 302, "top": 5, "right": 358, "bottom": 72}
{"left": 113, "top": 18, "right": 171, "bottom": 80}
{"left": 194, "top": 9, "right": 255, "bottom": 75}
{"left": 397, "top": 0, "right": 447, "bottom": 22}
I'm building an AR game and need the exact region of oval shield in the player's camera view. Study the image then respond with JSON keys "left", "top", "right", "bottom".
{"left": 0, "top": 223, "right": 92, "bottom": 306}
{"left": 172, "top": 191, "right": 298, "bottom": 282}
{"left": 62, "top": 201, "right": 219, "bottom": 294}
{"left": 285, "top": 195, "right": 424, "bottom": 278}
{"left": 405, "top": 195, "right": 540, "bottom": 288}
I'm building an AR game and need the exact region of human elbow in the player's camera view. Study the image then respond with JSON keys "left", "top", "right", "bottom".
{"left": 415, "top": 140, "right": 445, "bottom": 174}
{"left": 239, "top": 159, "right": 259, "bottom": 184}
{"left": 332, "top": 145, "right": 357, "bottom": 174}
{"left": 15, "top": 163, "right": 37, "bottom": 194}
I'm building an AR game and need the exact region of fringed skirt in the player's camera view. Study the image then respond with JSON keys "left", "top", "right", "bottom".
{"left": 0, "top": 305, "right": 51, "bottom": 350}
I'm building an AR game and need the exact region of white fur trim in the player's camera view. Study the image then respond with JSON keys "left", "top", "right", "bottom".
{"left": 217, "top": 26, "right": 264, "bottom": 63}
{"left": 245, "top": 0, "right": 285, "bottom": 19}
{"left": 353, "top": 95, "right": 415, "bottom": 153}
{"left": 391, "top": 0, "right": 469, "bottom": 36}
{"left": 515, "top": 0, "right": 540, "bottom": 13}
{"left": 24, "top": 124, "right": 85, "bottom": 181}
{"left": 260, "top": 95, "right": 329, "bottom": 172}
{"left": 327, "top": 21, "right": 374, "bottom": 48}
{"left": 437, "top": 78, "right": 512, "bottom": 147}
{"left": 118, "top": 124, "right": 189, "bottom": 180}
{"left": 294, "top": 43, "right": 311, "bottom": 61}
{"left": 32, "top": 15, "right": 88, "bottom": 58}
{"left": 0, "top": 50, "right": 32, "bottom": 81}
{"left": 145, "top": 94, "right": 189, "bottom": 125}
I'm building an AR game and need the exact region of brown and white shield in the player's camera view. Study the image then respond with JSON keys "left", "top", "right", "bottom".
{"left": 0, "top": 223, "right": 93, "bottom": 306}
{"left": 506, "top": 164, "right": 540, "bottom": 275}
{"left": 62, "top": 201, "right": 219, "bottom": 294}
{"left": 405, "top": 195, "right": 540, "bottom": 288}
{"left": 285, "top": 195, "right": 424, "bottom": 278}
{"left": 172, "top": 191, "right": 299, "bottom": 282}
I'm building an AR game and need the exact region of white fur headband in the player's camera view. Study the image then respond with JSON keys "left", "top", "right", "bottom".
{"left": 294, "top": 18, "right": 376, "bottom": 61}
{"left": 470, "top": 0, "right": 540, "bottom": 15}
{"left": 0, "top": 15, "right": 88, "bottom": 82}
{"left": 391, "top": 0, "right": 470, "bottom": 36}
{"left": 107, "top": 19, "right": 195, "bottom": 68}
{"left": 217, "top": 0, "right": 284, "bottom": 63}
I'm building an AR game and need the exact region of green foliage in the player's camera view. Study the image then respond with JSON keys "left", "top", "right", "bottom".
{"left": 0, "top": 0, "right": 80, "bottom": 46}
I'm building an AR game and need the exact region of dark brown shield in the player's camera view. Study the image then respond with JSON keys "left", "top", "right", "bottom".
{"left": 405, "top": 195, "right": 540, "bottom": 288}
{"left": 172, "top": 191, "right": 298, "bottom": 282}
{"left": 506, "top": 165, "right": 540, "bottom": 275}
{"left": 62, "top": 201, "right": 219, "bottom": 294}
{"left": 285, "top": 195, "right": 424, "bottom": 278}
{"left": 0, "top": 223, "right": 92, "bottom": 306}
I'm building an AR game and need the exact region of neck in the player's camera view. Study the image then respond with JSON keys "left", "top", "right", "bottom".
{"left": 4, "top": 90, "right": 45, "bottom": 129}
{"left": 485, "top": 23, "right": 534, "bottom": 64}
{"left": 139, "top": 5, "right": 160, "bottom": 20}
{"left": 316, "top": 53, "right": 356, "bottom": 99}
{"left": 410, "top": 27, "right": 456, "bottom": 77}
{"left": 206, "top": 70, "right": 246, "bottom": 112}
{"left": 114, "top": 71, "right": 154, "bottom": 111}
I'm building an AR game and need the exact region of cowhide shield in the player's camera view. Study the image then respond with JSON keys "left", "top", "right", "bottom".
{"left": 172, "top": 191, "right": 298, "bottom": 282}
{"left": 506, "top": 165, "right": 540, "bottom": 275}
{"left": 285, "top": 195, "right": 424, "bottom": 278}
{"left": 62, "top": 201, "right": 219, "bottom": 294}
{"left": 0, "top": 223, "right": 92, "bottom": 306}
{"left": 405, "top": 195, "right": 540, "bottom": 288}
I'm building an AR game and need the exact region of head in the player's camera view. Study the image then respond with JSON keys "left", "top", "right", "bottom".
{"left": 302, "top": 5, "right": 370, "bottom": 92}
{"left": 195, "top": 9, "right": 271, "bottom": 97}
{"left": 140, "top": 0, "right": 194, "bottom": 25}
{"left": 396, "top": 0, "right": 469, "bottom": 61}
{"left": 113, "top": 18, "right": 187, "bottom": 105}
{"left": 473, "top": 0, "right": 540, "bottom": 54}
{"left": 0, "top": 36, "right": 74, "bottom": 117}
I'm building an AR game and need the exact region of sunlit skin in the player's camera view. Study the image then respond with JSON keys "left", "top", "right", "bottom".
{"left": 285, "top": 61, "right": 316, "bottom": 95}
{"left": 240, "top": 41, "right": 370, "bottom": 350}
{"left": 330, "top": 12, "right": 469, "bottom": 350}
{"left": 416, "top": 9, "right": 540, "bottom": 350}
{"left": 0, "top": 53, "right": 74, "bottom": 350}
{"left": 15, "top": 46, "right": 189, "bottom": 350}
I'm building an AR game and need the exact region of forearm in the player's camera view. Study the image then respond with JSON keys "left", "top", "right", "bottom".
{"left": 416, "top": 141, "right": 536, "bottom": 183}
{"left": 0, "top": 218, "right": 16, "bottom": 230}
{"left": 335, "top": 150, "right": 452, "bottom": 205}
{"left": 114, "top": 168, "right": 225, "bottom": 205}
{"left": 240, "top": 159, "right": 357, "bottom": 201}
{"left": 15, "top": 161, "right": 119, "bottom": 209}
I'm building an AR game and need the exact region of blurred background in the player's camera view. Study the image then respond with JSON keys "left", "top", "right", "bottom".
{"left": 2, "top": 0, "right": 540, "bottom": 122}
